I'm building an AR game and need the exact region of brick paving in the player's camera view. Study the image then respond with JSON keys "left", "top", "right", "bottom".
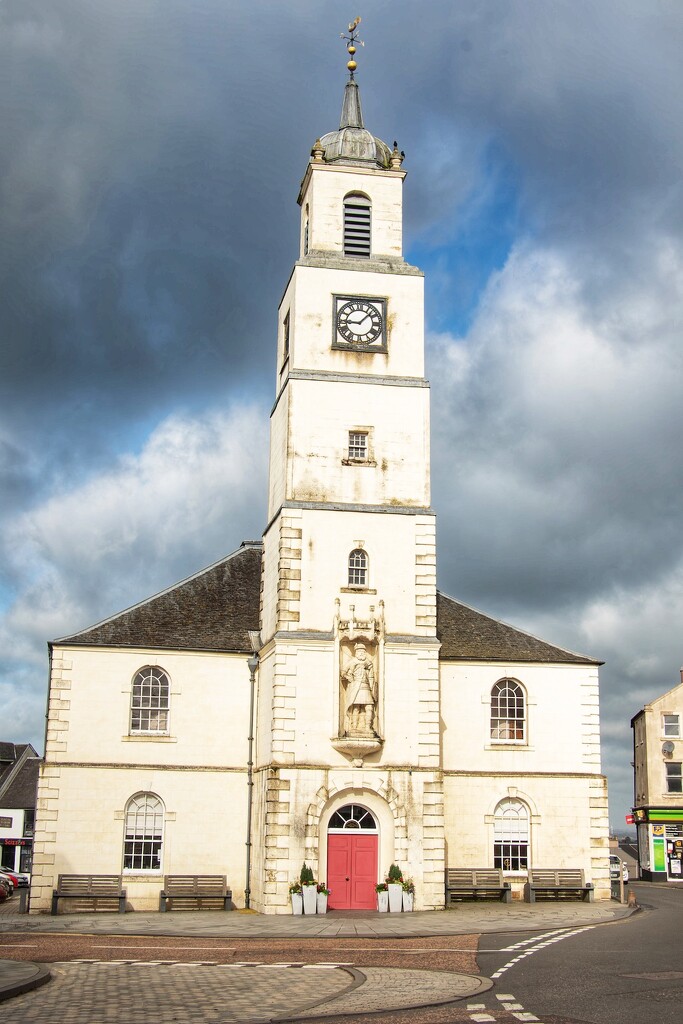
{"left": 3, "top": 962, "right": 356, "bottom": 1023}
{"left": 291, "top": 966, "right": 491, "bottom": 1019}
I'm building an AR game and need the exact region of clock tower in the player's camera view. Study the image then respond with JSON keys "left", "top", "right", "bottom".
{"left": 253, "top": 25, "right": 444, "bottom": 912}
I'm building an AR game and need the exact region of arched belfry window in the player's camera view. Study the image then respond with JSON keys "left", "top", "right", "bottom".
{"left": 343, "top": 193, "right": 371, "bottom": 258}
{"left": 348, "top": 548, "right": 368, "bottom": 587}
{"left": 490, "top": 678, "right": 526, "bottom": 742}
{"left": 493, "top": 799, "right": 529, "bottom": 871}
{"left": 328, "top": 804, "right": 378, "bottom": 830}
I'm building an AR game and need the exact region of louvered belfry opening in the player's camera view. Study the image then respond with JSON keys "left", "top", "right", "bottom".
{"left": 343, "top": 194, "right": 371, "bottom": 257}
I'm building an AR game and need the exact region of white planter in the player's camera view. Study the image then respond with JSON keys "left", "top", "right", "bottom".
{"left": 402, "top": 890, "right": 414, "bottom": 912}
{"left": 291, "top": 892, "right": 303, "bottom": 915}
{"left": 316, "top": 891, "right": 328, "bottom": 914}
{"left": 388, "top": 883, "right": 403, "bottom": 912}
{"left": 302, "top": 884, "right": 318, "bottom": 915}
{"left": 377, "top": 889, "right": 388, "bottom": 912}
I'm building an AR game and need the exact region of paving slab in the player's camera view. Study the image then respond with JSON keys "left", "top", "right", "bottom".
{"left": 0, "top": 901, "right": 634, "bottom": 939}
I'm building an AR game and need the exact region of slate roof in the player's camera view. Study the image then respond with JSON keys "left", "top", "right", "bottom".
{"left": 55, "top": 542, "right": 262, "bottom": 654}
{"left": 53, "top": 541, "right": 598, "bottom": 665}
{"left": 436, "top": 592, "right": 600, "bottom": 665}
{"left": 0, "top": 756, "right": 40, "bottom": 809}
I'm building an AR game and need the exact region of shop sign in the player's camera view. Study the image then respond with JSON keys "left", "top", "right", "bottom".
{"left": 2, "top": 838, "right": 31, "bottom": 846}
{"left": 625, "top": 813, "right": 635, "bottom": 824}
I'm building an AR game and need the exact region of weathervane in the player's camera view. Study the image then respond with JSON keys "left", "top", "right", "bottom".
{"left": 341, "top": 16, "right": 364, "bottom": 80}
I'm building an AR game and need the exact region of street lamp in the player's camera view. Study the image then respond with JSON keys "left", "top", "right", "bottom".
{"left": 244, "top": 632, "right": 261, "bottom": 910}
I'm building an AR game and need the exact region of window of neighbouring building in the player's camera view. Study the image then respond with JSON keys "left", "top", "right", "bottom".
{"left": 663, "top": 714, "right": 680, "bottom": 738}
{"left": 665, "top": 762, "right": 682, "bottom": 793}
{"left": 130, "top": 667, "right": 170, "bottom": 734}
{"left": 490, "top": 679, "right": 526, "bottom": 743}
{"left": 493, "top": 799, "right": 529, "bottom": 871}
{"left": 123, "top": 793, "right": 164, "bottom": 872}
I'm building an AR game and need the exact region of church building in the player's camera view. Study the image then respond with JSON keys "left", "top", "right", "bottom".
{"left": 30, "top": 37, "right": 610, "bottom": 913}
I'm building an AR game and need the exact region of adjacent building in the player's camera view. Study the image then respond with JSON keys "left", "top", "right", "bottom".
{"left": 631, "top": 671, "right": 683, "bottom": 881}
{"left": 29, "top": 53, "right": 610, "bottom": 913}
{"left": 0, "top": 742, "right": 39, "bottom": 876}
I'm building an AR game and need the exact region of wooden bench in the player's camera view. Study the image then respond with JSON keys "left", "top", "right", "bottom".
{"left": 525, "top": 869, "right": 594, "bottom": 902}
{"left": 159, "top": 874, "right": 233, "bottom": 912}
{"left": 51, "top": 874, "right": 127, "bottom": 915}
{"left": 446, "top": 868, "right": 512, "bottom": 903}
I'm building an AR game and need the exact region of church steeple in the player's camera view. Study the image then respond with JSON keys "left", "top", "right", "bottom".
{"left": 340, "top": 79, "right": 364, "bottom": 130}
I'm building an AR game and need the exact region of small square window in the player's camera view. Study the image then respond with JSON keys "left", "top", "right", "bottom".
{"left": 663, "top": 715, "right": 680, "bottom": 738}
{"left": 348, "top": 431, "right": 368, "bottom": 460}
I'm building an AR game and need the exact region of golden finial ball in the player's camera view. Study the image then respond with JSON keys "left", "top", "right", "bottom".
{"left": 347, "top": 45, "right": 356, "bottom": 54}
{"left": 347, "top": 59, "right": 357, "bottom": 71}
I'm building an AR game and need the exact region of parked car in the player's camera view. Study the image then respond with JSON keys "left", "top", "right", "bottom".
{"left": 0, "top": 872, "right": 15, "bottom": 896}
{"left": 609, "top": 854, "right": 629, "bottom": 883}
{"left": 0, "top": 868, "right": 29, "bottom": 888}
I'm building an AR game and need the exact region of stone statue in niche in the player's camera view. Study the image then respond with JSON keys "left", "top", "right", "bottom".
{"left": 342, "top": 641, "right": 377, "bottom": 736}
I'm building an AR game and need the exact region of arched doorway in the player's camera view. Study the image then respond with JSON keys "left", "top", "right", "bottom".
{"left": 327, "top": 804, "right": 378, "bottom": 910}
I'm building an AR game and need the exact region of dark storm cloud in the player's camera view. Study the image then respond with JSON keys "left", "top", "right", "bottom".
{"left": 1, "top": 0, "right": 681, "bottom": 828}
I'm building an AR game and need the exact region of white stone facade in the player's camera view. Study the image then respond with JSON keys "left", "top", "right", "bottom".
{"left": 30, "top": 77, "right": 610, "bottom": 913}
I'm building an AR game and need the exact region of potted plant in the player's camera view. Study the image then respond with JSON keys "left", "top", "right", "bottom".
{"left": 289, "top": 880, "right": 303, "bottom": 915}
{"left": 402, "top": 877, "right": 415, "bottom": 912}
{"left": 316, "top": 882, "right": 330, "bottom": 914}
{"left": 387, "top": 863, "right": 404, "bottom": 912}
{"left": 375, "top": 881, "right": 388, "bottom": 912}
{"left": 300, "top": 863, "right": 318, "bottom": 915}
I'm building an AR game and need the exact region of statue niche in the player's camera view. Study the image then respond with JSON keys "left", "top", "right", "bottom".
{"left": 341, "top": 640, "right": 377, "bottom": 737}
{"left": 331, "top": 601, "right": 384, "bottom": 763}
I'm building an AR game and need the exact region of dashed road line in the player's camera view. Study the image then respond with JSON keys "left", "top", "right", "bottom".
{"left": 468, "top": 991, "right": 547, "bottom": 1024}
{"left": 490, "top": 925, "right": 595, "bottom": 979}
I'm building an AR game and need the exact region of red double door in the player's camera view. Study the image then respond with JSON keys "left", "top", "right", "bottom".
{"left": 327, "top": 833, "right": 378, "bottom": 909}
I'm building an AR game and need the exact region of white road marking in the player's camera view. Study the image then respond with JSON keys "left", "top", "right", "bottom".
{"left": 490, "top": 925, "right": 595, "bottom": 979}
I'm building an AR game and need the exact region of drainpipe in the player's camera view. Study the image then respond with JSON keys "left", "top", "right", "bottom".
{"left": 244, "top": 633, "right": 261, "bottom": 910}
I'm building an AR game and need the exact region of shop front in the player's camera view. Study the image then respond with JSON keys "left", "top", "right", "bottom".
{"left": 634, "top": 808, "right": 683, "bottom": 881}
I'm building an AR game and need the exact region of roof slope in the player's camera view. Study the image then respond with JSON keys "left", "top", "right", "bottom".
{"left": 55, "top": 542, "right": 262, "bottom": 654}
{"left": 53, "top": 542, "right": 598, "bottom": 665}
{"left": 436, "top": 592, "right": 600, "bottom": 665}
{"left": 0, "top": 756, "right": 40, "bottom": 809}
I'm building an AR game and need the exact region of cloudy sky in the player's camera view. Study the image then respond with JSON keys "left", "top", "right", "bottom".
{"left": 2, "top": 0, "right": 681, "bottom": 829}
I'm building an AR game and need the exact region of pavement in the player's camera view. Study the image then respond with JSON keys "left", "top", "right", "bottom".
{"left": 0, "top": 898, "right": 636, "bottom": 1020}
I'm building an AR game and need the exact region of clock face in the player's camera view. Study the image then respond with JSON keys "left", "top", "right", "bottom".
{"left": 336, "top": 298, "right": 385, "bottom": 346}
